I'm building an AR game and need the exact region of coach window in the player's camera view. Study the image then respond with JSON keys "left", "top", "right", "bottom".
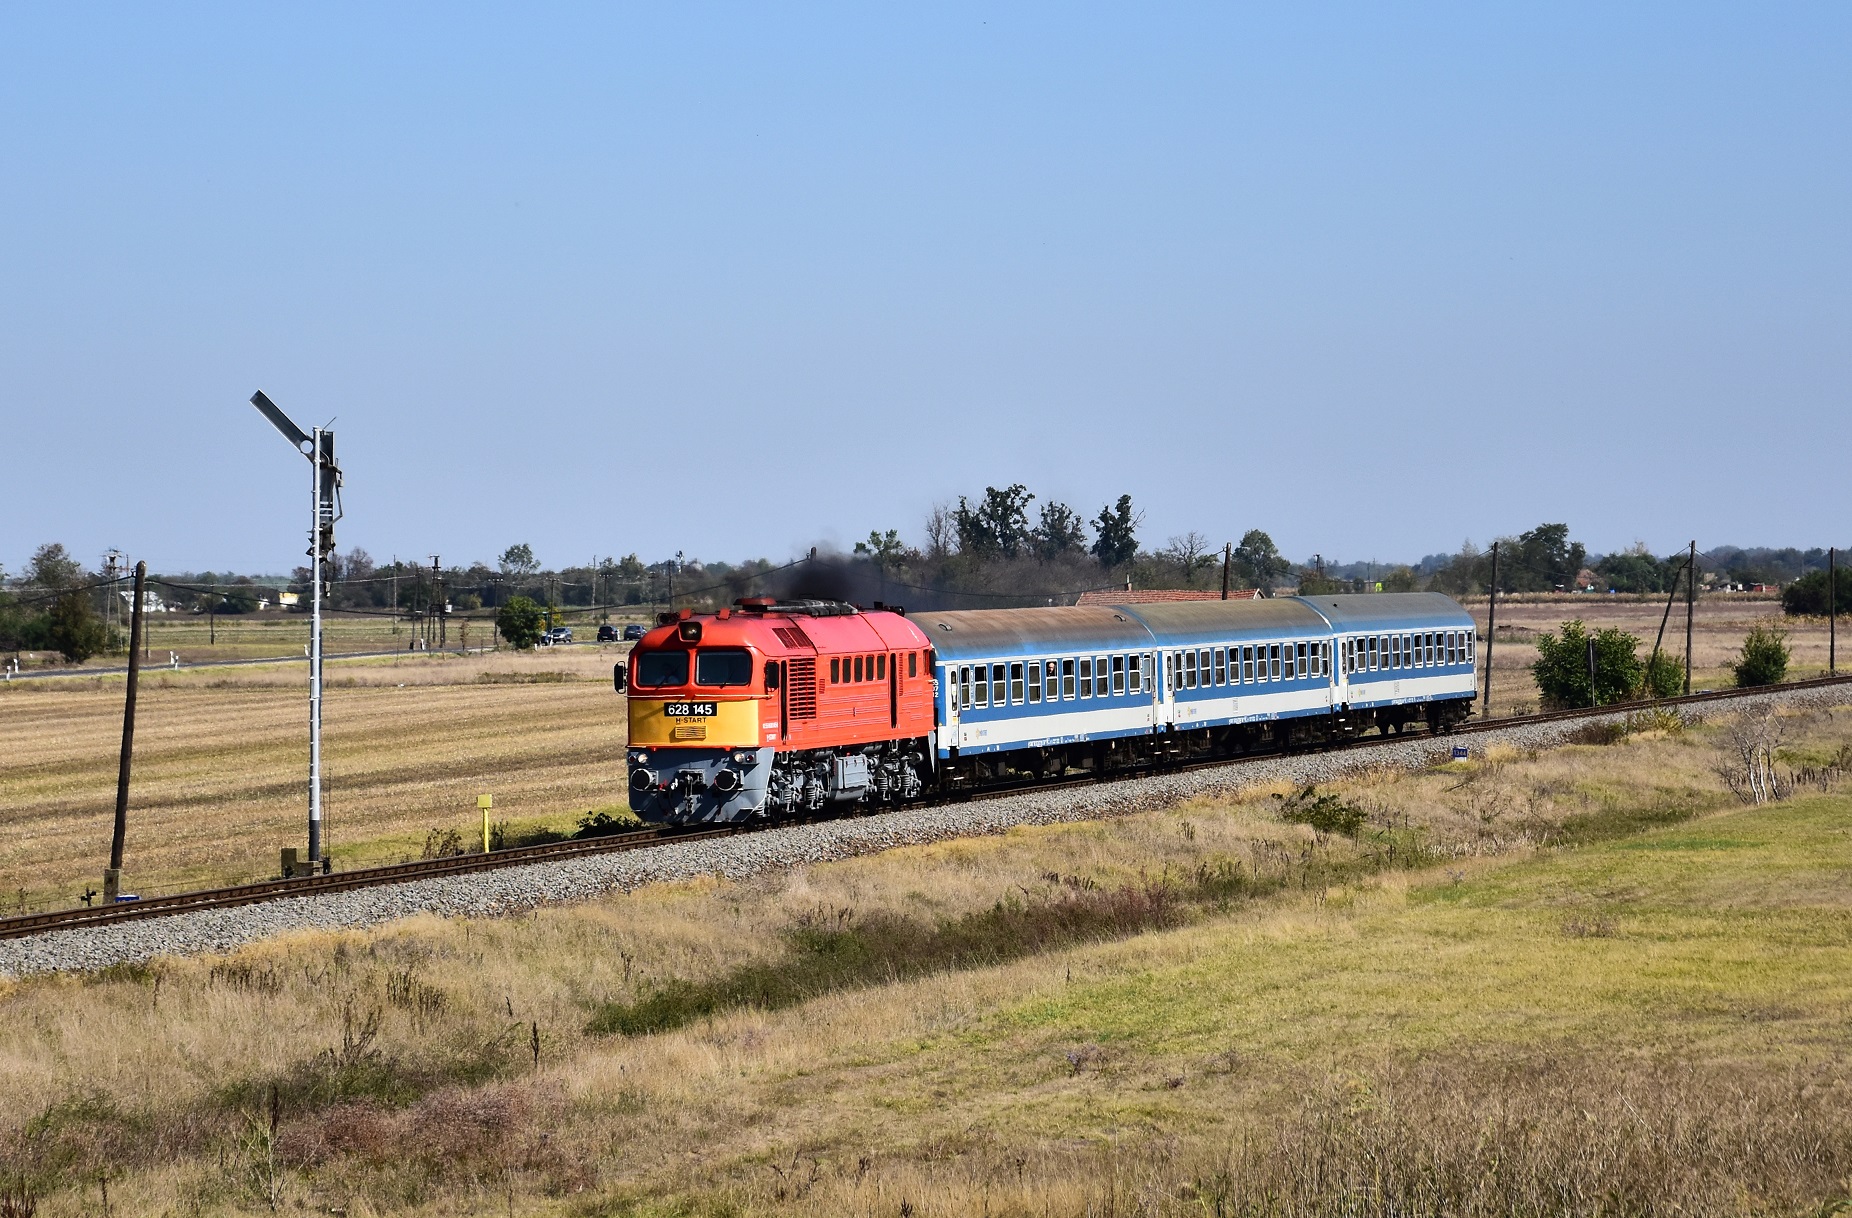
{"left": 973, "top": 665, "right": 989, "bottom": 708}
{"left": 1429, "top": 633, "right": 1438, "bottom": 665}
{"left": 1028, "top": 661, "right": 1043, "bottom": 703}
{"left": 1448, "top": 632, "right": 1457, "bottom": 665}
{"left": 1058, "top": 658, "right": 1075, "bottom": 699}
{"left": 1073, "top": 657, "right": 1089, "bottom": 699}
{"left": 1110, "top": 654, "right": 1125, "bottom": 695}
{"left": 1195, "top": 648, "right": 1208, "bottom": 686}
{"left": 959, "top": 666, "right": 971, "bottom": 709}
{"left": 1238, "top": 644, "right": 1251, "bottom": 683}
{"left": 1128, "top": 653, "right": 1142, "bottom": 693}
{"left": 991, "top": 663, "right": 1007, "bottom": 704}
{"left": 1007, "top": 663, "right": 1022, "bottom": 703}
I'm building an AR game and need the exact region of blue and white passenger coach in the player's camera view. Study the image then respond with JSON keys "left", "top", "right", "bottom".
{"left": 911, "top": 592, "right": 1477, "bottom": 787}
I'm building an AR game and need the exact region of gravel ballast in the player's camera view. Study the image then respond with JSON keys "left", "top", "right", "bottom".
{"left": 6, "top": 684, "right": 1848, "bottom": 978}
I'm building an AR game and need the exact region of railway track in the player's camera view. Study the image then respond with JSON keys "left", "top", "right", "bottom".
{"left": 5, "top": 674, "right": 1846, "bottom": 942}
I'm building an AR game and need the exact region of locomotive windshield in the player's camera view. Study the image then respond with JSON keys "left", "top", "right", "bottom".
{"left": 633, "top": 650, "right": 690, "bottom": 688}
{"left": 695, "top": 648, "right": 753, "bottom": 687}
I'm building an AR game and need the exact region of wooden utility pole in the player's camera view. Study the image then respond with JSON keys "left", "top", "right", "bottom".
{"left": 1831, "top": 547, "right": 1837, "bottom": 676}
{"left": 106, "top": 561, "right": 147, "bottom": 901}
{"left": 1220, "top": 543, "right": 1232, "bottom": 600}
{"left": 1481, "top": 543, "right": 1499, "bottom": 717}
{"left": 1684, "top": 540, "right": 1696, "bottom": 695}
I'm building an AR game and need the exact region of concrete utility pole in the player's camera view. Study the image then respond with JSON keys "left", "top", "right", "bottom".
{"left": 1831, "top": 547, "right": 1837, "bottom": 676}
{"left": 1684, "top": 540, "right": 1697, "bottom": 695}
{"left": 106, "top": 560, "right": 147, "bottom": 901}
{"left": 1220, "top": 543, "right": 1232, "bottom": 600}
{"left": 249, "top": 391, "right": 341, "bottom": 871}
{"left": 1482, "top": 542, "right": 1499, "bottom": 717}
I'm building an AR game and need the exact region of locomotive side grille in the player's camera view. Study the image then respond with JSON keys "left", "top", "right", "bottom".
{"left": 786, "top": 657, "right": 817, "bottom": 720}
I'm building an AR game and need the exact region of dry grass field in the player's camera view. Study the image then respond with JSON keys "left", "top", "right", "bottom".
{"left": 0, "top": 706, "right": 1848, "bottom": 1215}
{"left": 0, "top": 647, "right": 635, "bottom": 910}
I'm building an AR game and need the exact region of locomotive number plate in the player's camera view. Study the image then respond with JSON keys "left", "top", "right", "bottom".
{"left": 664, "top": 702, "right": 718, "bottom": 718}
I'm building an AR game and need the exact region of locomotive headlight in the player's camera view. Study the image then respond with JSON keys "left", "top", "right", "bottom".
{"left": 628, "top": 749, "right": 650, "bottom": 766}
{"left": 729, "top": 749, "right": 758, "bottom": 765}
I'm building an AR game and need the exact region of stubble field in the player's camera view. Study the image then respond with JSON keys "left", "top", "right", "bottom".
{"left": 0, "top": 646, "right": 634, "bottom": 911}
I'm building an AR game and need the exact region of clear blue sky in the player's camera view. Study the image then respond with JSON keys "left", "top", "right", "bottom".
{"left": 3, "top": 4, "right": 1847, "bottom": 576}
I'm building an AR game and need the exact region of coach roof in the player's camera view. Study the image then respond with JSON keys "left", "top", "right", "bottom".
{"left": 1293, "top": 592, "right": 1476, "bottom": 632}
{"left": 909, "top": 606, "right": 1154, "bottom": 661}
{"left": 1117, "top": 598, "right": 1332, "bottom": 645}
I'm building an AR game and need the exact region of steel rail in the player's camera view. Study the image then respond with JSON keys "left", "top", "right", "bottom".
{"left": 4, "top": 674, "right": 1846, "bottom": 942}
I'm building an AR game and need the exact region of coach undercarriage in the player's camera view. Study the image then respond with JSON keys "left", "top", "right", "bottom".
{"left": 934, "top": 697, "right": 1474, "bottom": 794}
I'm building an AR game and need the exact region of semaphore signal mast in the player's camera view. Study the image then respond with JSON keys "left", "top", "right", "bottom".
{"left": 249, "top": 390, "right": 342, "bottom": 872}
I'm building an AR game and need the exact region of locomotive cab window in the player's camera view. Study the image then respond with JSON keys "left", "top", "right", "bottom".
{"left": 633, "top": 650, "right": 690, "bottom": 688}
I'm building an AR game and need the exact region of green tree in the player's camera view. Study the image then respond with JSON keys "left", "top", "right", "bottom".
{"left": 1781, "top": 568, "right": 1852, "bottom": 616}
{"left": 954, "top": 485, "right": 1036, "bottom": 558}
{"left": 853, "top": 530, "right": 912, "bottom": 571}
{"left": 1380, "top": 566, "right": 1419, "bottom": 593}
{"left": 1232, "top": 529, "right": 1291, "bottom": 592}
{"left": 1506, "top": 523, "right": 1587, "bottom": 593}
{"left": 1090, "top": 495, "right": 1140, "bottom": 569}
{"left": 1531, "top": 619, "right": 1643, "bottom": 709}
{"left": 26, "top": 542, "right": 84, "bottom": 590}
{"left": 1733, "top": 621, "right": 1789, "bottom": 687}
{"left": 46, "top": 592, "right": 113, "bottom": 663}
{"left": 496, "top": 595, "right": 545, "bottom": 649}
{"left": 499, "top": 543, "right": 539, "bottom": 578}
{"left": 1031, "top": 501, "right": 1089, "bottom": 560}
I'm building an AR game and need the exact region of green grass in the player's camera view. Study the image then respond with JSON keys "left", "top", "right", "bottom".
{"left": 969, "top": 794, "right": 1852, "bottom": 1070}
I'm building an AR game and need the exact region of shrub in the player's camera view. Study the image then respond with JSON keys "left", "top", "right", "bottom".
{"left": 1640, "top": 650, "right": 1684, "bottom": 699}
{"left": 1733, "top": 622, "right": 1789, "bottom": 687}
{"left": 1274, "top": 785, "right": 1367, "bottom": 837}
{"left": 1531, "top": 620, "right": 1643, "bottom": 709}
{"left": 494, "top": 596, "right": 545, "bottom": 649}
{"left": 1781, "top": 567, "right": 1852, "bottom": 616}
{"left": 45, "top": 593, "right": 114, "bottom": 664}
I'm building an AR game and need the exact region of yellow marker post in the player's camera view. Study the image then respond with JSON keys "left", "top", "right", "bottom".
{"left": 478, "top": 793, "right": 493, "bottom": 853}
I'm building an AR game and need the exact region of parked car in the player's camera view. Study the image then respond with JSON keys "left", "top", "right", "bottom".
{"left": 597, "top": 624, "right": 618, "bottom": 642}
{"left": 544, "top": 626, "right": 573, "bottom": 645}
{"left": 622, "top": 623, "right": 646, "bottom": 640}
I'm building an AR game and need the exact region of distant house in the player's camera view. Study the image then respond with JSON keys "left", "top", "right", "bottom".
{"left": 118, "top": 590, "right": 169, "bottom": 613}
{"left": 278, "top": 591, "right": 300, "bottom": 607}
{"left": 1074, "top": 587, "right": 1260, "bottom": 606}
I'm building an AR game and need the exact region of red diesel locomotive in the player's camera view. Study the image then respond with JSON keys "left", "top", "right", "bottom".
{"left": 620, "top": 598, "right": 935, "bottom": 823}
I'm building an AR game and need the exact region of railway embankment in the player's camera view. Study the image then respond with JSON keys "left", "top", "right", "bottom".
{"left": 5, "top": 680, "right": 1847, "bottom": 978}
